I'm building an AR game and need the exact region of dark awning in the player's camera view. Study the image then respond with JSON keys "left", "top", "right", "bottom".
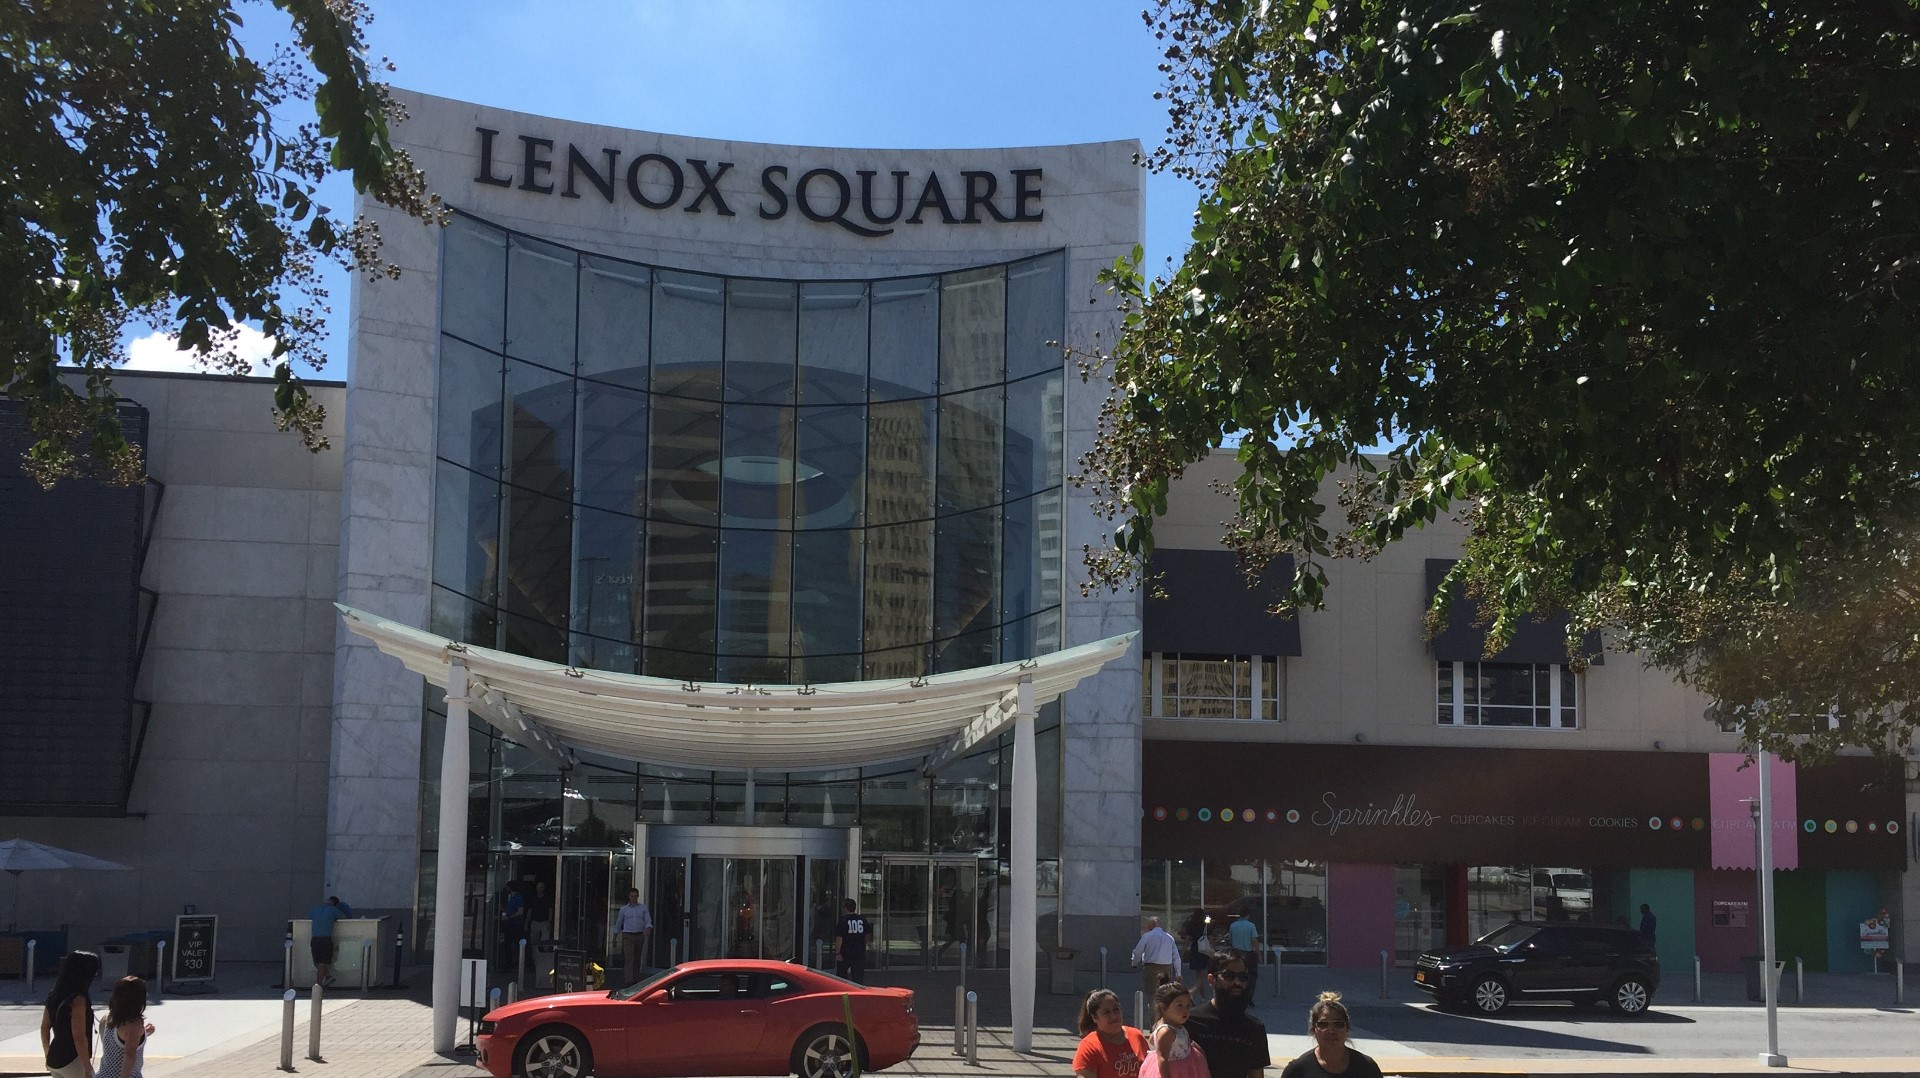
{"left": 1143, "top": 548, "right": 1300, "bottom": 656}
{"left": 1425, "top": 558, "right": 1600, "bottom": 664}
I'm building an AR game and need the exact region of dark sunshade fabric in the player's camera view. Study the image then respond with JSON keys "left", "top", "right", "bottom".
{"left": 1143, "top": 548, "right": 1300, "bottom": 656}
{"left": 1425, "top": 558, "right": 1600, "bottom": 664}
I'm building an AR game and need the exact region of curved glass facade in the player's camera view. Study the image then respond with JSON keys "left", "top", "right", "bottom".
{"left": 430, "top": 211, "right": 1066, "bottom": 683}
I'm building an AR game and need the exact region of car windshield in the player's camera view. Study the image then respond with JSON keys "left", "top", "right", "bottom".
{"left": 1476, "top": 923, "right": 1540, "bottom": 953}
{"left": 609, "top": 966, "right": 678, "bottom": 1001}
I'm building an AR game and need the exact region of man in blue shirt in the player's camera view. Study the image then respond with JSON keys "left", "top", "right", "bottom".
{"left": 1226, "top": 910, "right": 1261, "bottom": 998}
{"left": 308, "top": 895, "right": 353, "bottom": 987}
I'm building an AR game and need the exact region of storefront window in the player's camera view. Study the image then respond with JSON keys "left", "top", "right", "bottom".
{"left": 1393, "top": 865, "right": 1447, "bottom": 961}
{"left": 1144, "top": 654, "right": 1284, "bottom": 720}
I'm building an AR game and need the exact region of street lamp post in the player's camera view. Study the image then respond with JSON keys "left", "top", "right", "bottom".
{"left": 1756, "top": 752, "right": 1786, "bottom": 1068}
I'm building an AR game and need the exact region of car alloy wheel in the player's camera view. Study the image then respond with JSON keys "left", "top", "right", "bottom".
{"left": 797, "top": 1028, "right": 858, "bottom": 1078}
{"left": 517, "top": 1027, "right": 590, "bottom": 1078}
{"left": 1613, "top": 976, "right": 1652, "bottom": 1016}
{"left": 1471, "top": 975, "right": 1509, "bottom": 1014}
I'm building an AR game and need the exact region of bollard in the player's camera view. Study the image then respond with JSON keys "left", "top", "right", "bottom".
{"left": 518, "top": 938, "right": 529, "bottom": 991}
{"left": 24, "top": 938, "right": 36, "bottom": 996}
{"left": 307, "top": 979, "right": 325, "bottom": 1061}
{"left": 508, "top": 981, "right": 519, "bottom": 1003}
{"left": 1897, "top": 959, "right": 1906, "bottom": 1006}
{"left": 1795, "top": 956, "right": 1804, "bottom": 1004}
{"left": 391, "top": 930, "right": 404, "bottom": 989}
{"left": 1380, "top": 950, "right": 1391, "bottom": 999}
{"left": 959, "top": 941, "right": 969, "bottom": 990}
{"left": 1694, "top": 955, "right": 1703, "bottom": 1003}
{"left": 1100, "top": 945, "right": 1109, "bottom": 989}
{"left": 279, "top": 988, "right": 296, "bottom": 1071}
{"left": 953, "top": 984, "right": 966, "bottom": 1055}
{"left": 488, "top": 986, "right": 502, "bottom": 1016}
{"left": 965, "top": 990, "right": 980, "bottom": 1066}
{"left": 1271, "top": 947, "right": 1281, "bottom": 999}
{"left": 361, "top": 940, "right": 375, "bottom": 992}
{"left": 670, "top": 938, "right": 680, "bottom": 967}
{"left": 282, "top": 933, "right": 294, "bottom": 989}
{"left": 817, "top": 938, "right": 827, "bottom": 969}
{"left": 154, "top": 940, "right": 166, "bottom": 998}
{"left": 1134, "top": 989, "right": 1144, "bottom": 1030}
{"left": 467, "top": 960, "right": 483, "bottom": 1046}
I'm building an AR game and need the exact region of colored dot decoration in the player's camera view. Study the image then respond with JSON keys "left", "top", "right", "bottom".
{"left": 1690, "top": 818, "right": 1705, "bottom": 831}
{"left": 1845, "top": 820, "right": 1858, "bottom": 834}
{"left": 1669, "top": 817, "right": 1684, "bottom": 831}
{"left": 1197, "top": 808, "right": 1212, "bottom": 822}
{"left": 1824, "top": 820, "right": 1838, "bottom": 833}
{"left": 1152, "top": 807, "right": 1168, "bottom": 821}
{"left": 1890, "top": 821, "right": 1902, "bottom": 834}
{"left": 1175, "top": 808, "right": 1189, "bottom": 821}
{"left": 1803, "top": 819, "right": 1818, "bottom": 833}
{"left": 1265, "top": 810, "right": 1279, "bottom": 822}
{"left": 1648, "top": 817, "right": 1664, "bottom": 830}
{"left": 1285, "top": 809, "right": 1301, "bottom": 824}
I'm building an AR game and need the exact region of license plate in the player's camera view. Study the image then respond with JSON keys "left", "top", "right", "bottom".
{"left": 1415, "top": 971, "right": 1427, "bottom": 983}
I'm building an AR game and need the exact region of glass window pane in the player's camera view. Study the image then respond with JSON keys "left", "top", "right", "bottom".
{"left": 506, "top": 359, "right": 574, "bottom": 503}
{"left": 721, "top": 404, "right": 795, "bottom": 528}
{"left": 643, "top": 646, "right": 714, "bottom": 683}
{"left": 579, "top": 255, "right": 650, "bottom": 387}
{"left": 1005, "top": 251, "right": 1065, "bottom": 381}
{"left": 430, "top": 582, "right": 494, "bottom": 649}
{"left": 933, "top": 626, "right": 995, "bottom": 673}
{"left": 1000, "top": 488, "right": 1061, "bottom": 625}
{"left": 643, "top": 522, "right": 717, "bottom": 663}
{"left": 576, "top": 381, "right": 650, "bottom": 517}
{"left": 725, "top": 279, "right": 798, "bottom": 404}
{"left": 864, "top": 646, "right": 927, "bottom": 680}
{"left": 869, "top": 276, "right": 937, "bottom": 400}
{"left": 499, "top": 602, "right": 568, "bottom": 664}
{"left": 798, "top": 281, "right": 868, "bottom": 404}
{"left": 938, "top": 265, "right": 1005, "bottom": 392}
{"left": 572, "top": 506, "right": 645, "bottom": 670}
{"left": 866, "top": 398, "right": 935, "bottom": 525}
{"left": 1481, "top": 663, "right": 1536, "bottom": 707}
{"left": 792, "top": 529, "right": 862, "bottom": 658}
{"left": 717, "top": 528, "right": 794, "bottom": 665}
{"left": 1002, "top": 371, "right": 1063, "bottom": 498}
{"left": 506, "top": 234, "right": 576, "bottom": 371}
{"left": 438, "top": 336, "right": 503, "bottom": 476}
{"left": 935, "top": 506, "right": 999, "bottom": 642}
{"left": 432, "top": 459, "right": 499, "bottom": 607}
{"left": 792, "top": 653, "right": 860, "bottom": 684}
{"left": 501, "top": 482, "right": 572, "bottom": 651}
{"left": 863, "top": 520, "right": 933, "bottom": 652}
{"left": 648, "top": 396, "right": 721, "bottom": 526}
{"left": 795, "top": 405, "right": 865, "bottom": 529}
{"left": 937, "top": 385, "right": 1002, "bottom": 514}
{"left": 652, "top": 270, "right": 725, "bottom": 400}
{"left": 441, "top": 214, "right": 506, "bottom": 348}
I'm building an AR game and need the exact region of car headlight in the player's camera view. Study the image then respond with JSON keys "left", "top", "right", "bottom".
{"left": 478, "top": 1020, "right": 496, "bottom": 1035}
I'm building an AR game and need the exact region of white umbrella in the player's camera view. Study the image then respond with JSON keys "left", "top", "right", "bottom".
{"left": 1, "top": 839, "right": 130, "bottom": 931}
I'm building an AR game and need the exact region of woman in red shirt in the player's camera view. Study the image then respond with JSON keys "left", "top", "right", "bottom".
{"left": 1073, "top": 989, "right": 1148, "bottom": 1078}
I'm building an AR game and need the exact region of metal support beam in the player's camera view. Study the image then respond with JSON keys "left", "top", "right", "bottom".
{"left": 432, "top": 657, "right": 470, "bottom": 1054}
{"left": 1010, "top": 677, "right": 1037, "bottom": 1054}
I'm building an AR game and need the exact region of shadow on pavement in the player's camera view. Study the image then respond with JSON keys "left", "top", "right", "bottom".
{"left": 1356, "top": 1004, "right": 1693, "bottom": 1054}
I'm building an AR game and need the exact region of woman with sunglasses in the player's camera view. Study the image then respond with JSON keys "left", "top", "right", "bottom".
{"left": 1279, "top": 992, "right": 1381, "bottom": 1078}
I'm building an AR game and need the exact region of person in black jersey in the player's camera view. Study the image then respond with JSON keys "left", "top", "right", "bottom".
{"left": 833, "top": 898, "right": 871, "bottom": 982}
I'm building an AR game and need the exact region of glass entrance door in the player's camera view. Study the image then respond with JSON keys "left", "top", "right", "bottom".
{"left": 689, "top": 856, "right": 800, "bottom": 960}
{"left": 877, "top": 857, "right": 978, "bottom": 970}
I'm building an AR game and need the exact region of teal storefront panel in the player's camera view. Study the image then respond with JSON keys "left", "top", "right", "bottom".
{"left": 1627, "top": 867, "right": 1695, "bottom": 977}
{"left": 1824, "top": 870, "right": 1882, "bottom": 973}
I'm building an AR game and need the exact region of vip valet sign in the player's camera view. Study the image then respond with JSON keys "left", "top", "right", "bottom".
{"left": 474, "top": 128, "right": 1045, "bottom": 238}
{"left": 1141, "top": 741, "right": 1714, "bottom": 867}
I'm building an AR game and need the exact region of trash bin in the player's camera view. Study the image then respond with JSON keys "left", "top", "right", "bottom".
{"left": 99, "top": 941, "right": 131, "bottom": 981}
{"left": 1049, "top": 948, "right": 1079, "bottom": 996}
{"left": 1742, "top": 956, "right": 1784, "bottom": 1001}
{"left": 122, "top": 936, "right": 159, "bottom": 979}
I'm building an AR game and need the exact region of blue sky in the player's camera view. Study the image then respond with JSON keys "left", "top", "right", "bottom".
{"left": 130, "top": 0, "right": 1202, "bottom": 375}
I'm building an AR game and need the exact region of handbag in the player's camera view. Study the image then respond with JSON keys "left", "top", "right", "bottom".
{"left": 1197, "top": 934, "right": 1214, "bottom": 956}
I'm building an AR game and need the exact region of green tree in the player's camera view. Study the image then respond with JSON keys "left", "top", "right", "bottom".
{"left": 1, "top": 0, "right": 440, "bottom": 484}
{"left": 1087, "top": 0, "right": 1920, "bottom": 758}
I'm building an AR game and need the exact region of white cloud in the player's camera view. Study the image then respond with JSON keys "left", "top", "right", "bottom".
{"left": 125, "top": 325, "right": 279, "bottom": 377}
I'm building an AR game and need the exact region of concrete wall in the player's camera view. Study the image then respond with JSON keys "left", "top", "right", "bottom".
{"left": 3, "top": 371, "right": 342, "bottom": 962}
{"left": 343, "top": 91, "right": 1145, "bottom": 942}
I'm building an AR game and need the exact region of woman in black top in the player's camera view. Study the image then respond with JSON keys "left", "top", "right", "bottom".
{"left": 40, "top": 949, "right": 102, "bottom": 1078}
{"left": 1279, "top": 991, "right": 1382, "bottom": 1078}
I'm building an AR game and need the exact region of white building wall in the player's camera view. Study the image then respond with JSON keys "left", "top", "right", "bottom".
{"left": 6, "top": 372, "right": 342, "bottom": 961}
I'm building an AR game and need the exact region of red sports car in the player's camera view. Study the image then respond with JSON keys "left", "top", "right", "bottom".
{"left": 476, "top": 959, "right": 919, "bottom": 1078}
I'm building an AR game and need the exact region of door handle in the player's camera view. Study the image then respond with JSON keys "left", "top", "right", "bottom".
{"left": 739, "top": 1008, "right": 760, "bottom": 1016}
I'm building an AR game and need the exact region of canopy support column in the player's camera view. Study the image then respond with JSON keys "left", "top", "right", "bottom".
{"left": 1010, "top": 677, "right": 1037, "bottom": 1053}
{"left": 432, "top": 657, "right": 470, "bottom": 1054}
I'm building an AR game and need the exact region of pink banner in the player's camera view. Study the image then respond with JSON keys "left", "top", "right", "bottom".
{"left": 1708, "top": 753, "right": 1799, "bottom": 870}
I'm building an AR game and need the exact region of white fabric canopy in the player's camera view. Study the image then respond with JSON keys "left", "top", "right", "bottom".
{"left": 336, "top": 604, "right": 1134, "bottom": 771}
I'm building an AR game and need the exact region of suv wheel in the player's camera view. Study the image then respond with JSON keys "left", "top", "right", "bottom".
{"left": 1470, "top": 975, "right": 1509, "bottom": 1015}
{"left": 1611, "top": 975, "right": 1652, "bottom": 1016}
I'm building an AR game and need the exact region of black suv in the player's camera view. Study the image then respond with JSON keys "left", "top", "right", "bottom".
{"left": 1413, "top": 921, "right": 1660, "bottom": 1016}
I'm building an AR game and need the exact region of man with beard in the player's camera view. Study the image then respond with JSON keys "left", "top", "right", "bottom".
{"left": 1185, "top": 952, "right": 1271, "bottom": 1078}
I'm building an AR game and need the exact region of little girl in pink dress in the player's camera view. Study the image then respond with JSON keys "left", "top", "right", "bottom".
{"left": 1139, "top": 982, "right": 1209, "bottom": 1078}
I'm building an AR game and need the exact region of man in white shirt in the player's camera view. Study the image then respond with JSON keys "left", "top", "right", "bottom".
{"left": 611, "top": 888, "right": 653, "bottom": 981}
{"left": 1130, "top": 916, "right": 1182, "bottom": 998}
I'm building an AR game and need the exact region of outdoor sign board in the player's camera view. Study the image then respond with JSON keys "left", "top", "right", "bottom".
{"left": 1861, "top": 911, "right": 1891, "bottom": 954}
{"left": 171, "top": 914, "right": 217, "bottom": 983}
{"left": 553, "top": 948, "right": 587, "bottom": 993}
